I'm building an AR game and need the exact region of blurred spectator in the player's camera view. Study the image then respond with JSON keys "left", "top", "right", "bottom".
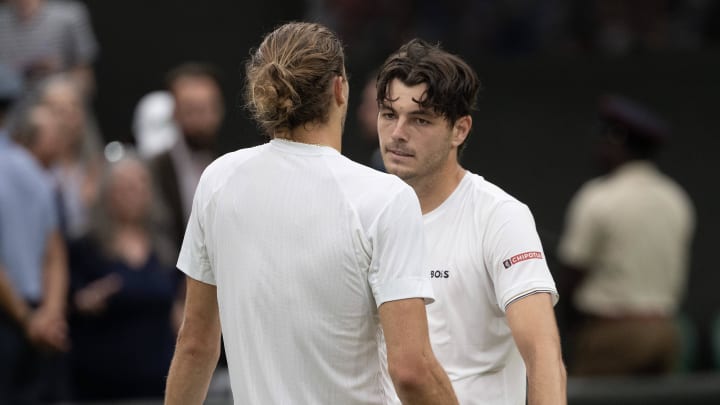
{"left": 0, "top": 0, "right": 99, "bottom": 95}
{"left": 67, "top": 154, "right": 179, "bottom": 401}
{"left": 149, "top": 62, "right": 224, "bottom": 256}
{"left": 557, "top": 95, "right": 696, "bottom": 375}
{"left": 132, "top": 91, "right": 179, "bottom": 159}
{"left": 37, "top": 74, "right": 104, "bottom": 241}
{"left": 0, "top": 64, "right": 70, "bottom": 403}
{"left": 355, "top": 71, "right": 384, "bottom": 171}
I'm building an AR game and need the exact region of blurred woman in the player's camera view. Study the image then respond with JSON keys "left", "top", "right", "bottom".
{"left": 67, "top": 153, "right": 179, "bottom": 401}
{"left": 39, "top": 74, "right": 104, "bottom": 240}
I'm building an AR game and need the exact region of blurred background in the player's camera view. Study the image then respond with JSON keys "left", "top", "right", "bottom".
{"left": 1, "top": 0, "right": 719, "bottom": 403}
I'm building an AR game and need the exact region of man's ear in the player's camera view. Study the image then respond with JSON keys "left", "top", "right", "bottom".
{"left": 333, "top": 75, "right": 347, "bottom": 107}
{"left": 452, "top": 115, "right": 472, "bottom": 147}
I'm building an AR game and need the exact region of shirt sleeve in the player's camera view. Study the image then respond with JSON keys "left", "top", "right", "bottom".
{"left": 43, "top": 183, "right": 59, "bottom": 234}
{"left": 557, "top": 184, "right": 603, "bottom": 269}
{"left": 484, "top": 201, "right": 558, "bottom": 312}
{"left": 368, "top": 185, "right": 434, "bottom": 307}
{"left": 176, "top": 176, "right": 215, "bottom": 285}
{"left": 65, "top": 2, "right": 99, "bottom": 65}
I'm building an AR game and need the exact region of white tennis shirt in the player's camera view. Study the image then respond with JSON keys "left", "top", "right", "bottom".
{"left": 177, "top": 139, "right": 434, "bottom": 404}
{"left": 424, "top": 172, "right": 558, "bottom": 405}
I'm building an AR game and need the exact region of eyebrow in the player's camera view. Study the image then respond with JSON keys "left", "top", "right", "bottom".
{"left": 380, "top": 103, "right": 436, "bottom": 117}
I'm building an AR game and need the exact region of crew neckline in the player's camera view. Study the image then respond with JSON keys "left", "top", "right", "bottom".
{"left": 269, "top": 138, "right": 339, "bottom": 156}
{"left": 423, "top": 170, "right": 470, "bottom": 222}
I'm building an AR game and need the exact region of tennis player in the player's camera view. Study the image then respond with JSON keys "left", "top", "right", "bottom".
{"left": 376, "top": 39, "right": 566, "bottom": 405}
{"left": 164, "top": 23, "right": 457, "bottom": 405}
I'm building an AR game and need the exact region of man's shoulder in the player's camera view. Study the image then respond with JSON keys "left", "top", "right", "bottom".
{"left": 147, "top": 149, "right": 177, "bottom": 182}
{"left": 338, "top": 160, "right": 413, "bottom": 201}
{"left": 571, "top": 176, "right": 613, "bottom": 206}
{"left": 0, "top": 144, "right": 42, "bottom": 177}
{"left": 463, "top": 172, "right": 526, "bottom": 211}
{"left": 0, "top": 146, "right": 52, "bottom": 201}
{"left": 199, "top": 144, "right": 267, "bottom": 184}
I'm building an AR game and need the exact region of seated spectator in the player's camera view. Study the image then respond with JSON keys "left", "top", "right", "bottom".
{"left": 67, "top": 153, "right": 179, "bottom": 401}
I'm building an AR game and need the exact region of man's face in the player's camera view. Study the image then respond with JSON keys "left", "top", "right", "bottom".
{"left": 172, "top": 77, "right": 224, "bottom": 150}
{"left": 31, "top": 106, "right": 62, "bottom": 167}
{"left": 377, "top": 79, "right": 456, "bottom": 184}
{"left": 43, "top": 82, "right": 85, "bottom": 147}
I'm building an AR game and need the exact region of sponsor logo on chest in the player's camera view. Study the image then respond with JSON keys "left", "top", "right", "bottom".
{"left": 430, "top": 269, "right": 451, "bottom": 279}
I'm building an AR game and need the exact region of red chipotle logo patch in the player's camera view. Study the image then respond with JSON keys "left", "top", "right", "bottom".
{"left": 503, "top": 251, "right": 543, "bottom": 269}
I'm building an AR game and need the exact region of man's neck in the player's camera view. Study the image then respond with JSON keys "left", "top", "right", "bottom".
{"left": 282, "top": 122, "right": 342, "bottom": 153}
{"left": 410, "top": 162, "right": 466, "bottom": 215}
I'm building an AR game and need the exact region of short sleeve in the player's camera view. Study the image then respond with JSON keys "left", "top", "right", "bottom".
{"left": 368, "top": 185, "right": 434, "bottom": 307}
{"left": 557, "top": 185, "right": 603, "bottom": 269}
{"left": 176, "top": 177, "right": 215, "bottom": 285}
{"left": 484, "top": 201, "right": 558, "bottom": 311}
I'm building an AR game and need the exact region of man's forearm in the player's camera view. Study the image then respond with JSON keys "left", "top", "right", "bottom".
{"left": 506, "top": 293, "right": 567, "bottom": 405}
{"left": 527, "top": 356, "right": 567, "bottom": 405}
{"left": 0, "top": 265, "right": 32, "bottom": 326}
{"left": 166, "top": 277, "right": 221, "bottom": 405}
{"left": 165, "top": 334, "right": 220, "bottom": 404}
{"left": 428, "top": 358, "right": 458, "bottom": 405}
{"left": 42, "top": 231, "right": 68, "bottom": 314}
{"left": 394, "top": 357, "right": 458, "bottom": 405}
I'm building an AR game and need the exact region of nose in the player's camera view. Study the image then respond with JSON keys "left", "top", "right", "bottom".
{"left": 390, "top": 117, "right": 409, "bottom": 142}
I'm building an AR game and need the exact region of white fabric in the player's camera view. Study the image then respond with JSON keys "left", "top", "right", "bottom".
{"left": 177, "top": 139, "right": 434, "bottom": 404}
{"left": 423, "top": 172, "right": 558, "bottom": 405}
{"left": 132, "top": 91, "right": 179, "bottom": 158}
{"left": 558, "top": 161, "right": 695, "bottom": 316}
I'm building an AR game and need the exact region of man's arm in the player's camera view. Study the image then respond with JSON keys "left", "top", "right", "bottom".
{"left": 41, "top": 230, "right": 68, "bottom": 315}
{"left": 165, "top": 276, "right": 221, "bottom": 405}
{"left": 26, "top": 230, "right": 69, "bottom": 352}
{"left": 0, "top": 263, "right": 33, "bottom": 327}
{"left": 506, "top": 293, "right": 567, "bottom": 405}
{"left": 380, "top": 298, "right": 458, "bottom": 405}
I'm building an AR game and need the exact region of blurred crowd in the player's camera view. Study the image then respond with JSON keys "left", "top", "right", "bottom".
{"left": 0, "top": 1, "right": 226, "bottom": 402}
{"left": 308, "top": 0, "right": 720, "bottom": 60}
{"left": 0, "top": 0, "right": 716, "bottom": 403}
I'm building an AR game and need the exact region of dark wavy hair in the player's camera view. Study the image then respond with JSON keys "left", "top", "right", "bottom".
{"left": 376, "top": 39, "right": 481, "bottom": 154}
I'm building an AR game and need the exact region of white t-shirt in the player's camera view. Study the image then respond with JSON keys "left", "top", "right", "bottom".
{"left": 424, "top": 172, "right": 558, "bottom": 405}
{"left": 177, "top": 139, "right": 434, "bottom": 405}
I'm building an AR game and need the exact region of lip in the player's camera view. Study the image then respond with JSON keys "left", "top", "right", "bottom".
{"left": 386, "top": 148, "right": 414, "bottom": 158}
